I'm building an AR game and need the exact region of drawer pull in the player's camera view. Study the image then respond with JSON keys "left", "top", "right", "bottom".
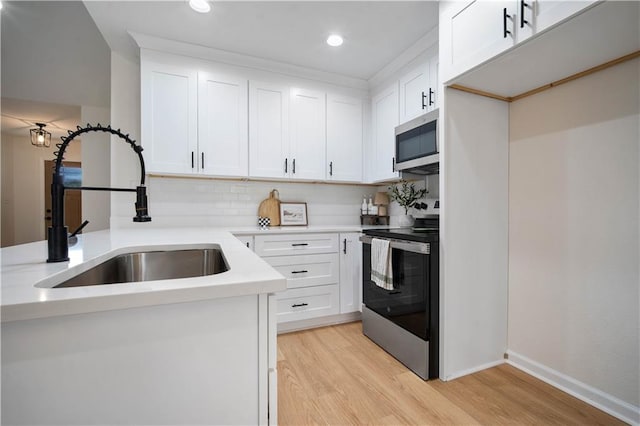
{"left": 291, "top": 270, "right": 308, "bottom": 274}
{"left": 291, "top": 243, "right": 309, "bottom": 247}
{"left": 291, "top": 303, "right": 309, "bottom": 308}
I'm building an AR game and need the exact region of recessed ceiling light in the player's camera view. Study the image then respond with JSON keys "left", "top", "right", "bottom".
{"left": 0, "top": 2, "right": 4, "bottom": 11}
{"left": 326, "top": 34, "right": 344, "bottom": 47}
{"left": 189, "top": 0, "right": 211, "bottom": 14}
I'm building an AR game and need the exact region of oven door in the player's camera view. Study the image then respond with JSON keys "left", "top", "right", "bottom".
{"left": 361, "top": 237, "right": 430, "bottom": 340}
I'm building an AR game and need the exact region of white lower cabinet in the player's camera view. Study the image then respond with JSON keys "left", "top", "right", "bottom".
{"left": 275, "top": 284, "right": 340, "bottom": 323}
{"left": 339, "top": 233, "right": 362, "bottom": 314}
{"left": 263, "top": 253, "right": 339, "bottom": 290}
{"left": 235, "top": 235, "right": 254, "bottom": 251}
{"left": 254, "top": 232, "right": 361, "bottom": 326}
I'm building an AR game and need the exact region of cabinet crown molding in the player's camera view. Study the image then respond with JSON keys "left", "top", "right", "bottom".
{"left": 129, "top": 31, "right": 369, "bottom": 91}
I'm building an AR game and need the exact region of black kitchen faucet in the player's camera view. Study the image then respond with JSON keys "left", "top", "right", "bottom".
{"left": 47, "top": 124, "right": 151, "bottom": 262}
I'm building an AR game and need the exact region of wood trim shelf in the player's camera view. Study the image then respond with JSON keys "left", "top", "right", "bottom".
{"left": 449, "top": 50, "right": 640, "bottom": 103}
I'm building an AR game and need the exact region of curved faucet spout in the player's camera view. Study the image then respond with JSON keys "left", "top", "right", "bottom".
{"left": 47, "top": 124, "right": 151, "bottom": 263}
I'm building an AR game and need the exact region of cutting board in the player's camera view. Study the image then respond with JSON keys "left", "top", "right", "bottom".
{"left": 258, "top": 189, "right": 281, "bottom": 226}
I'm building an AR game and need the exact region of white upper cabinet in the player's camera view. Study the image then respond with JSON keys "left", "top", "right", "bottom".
{"left": 447, "top": 0, "right": 516, "bottom": 81}
{"left": 289, "top": 88, "right": 326, "bottom": 180}
{"left": 519, "top": 0, "right": 597, "bottom": 42}
{"left": 326, "top": 94, "right": 363, "bottom": 183}
{"left": 370, "top": 83, "right": 400, "bottom": 183}
{"left": 141, "top": 59, "right": 248, "bottom": 177}
{"left": 141, "top": 61, "right": 198, "bottom": 175}
{"left": 399, "top": 52, "right": 439, "bottom": 123}
{"left": 249, "top": 81, "right": 290, "bottom": 179}
{"left": 441, "top": 0, "right": 598, "bottom": 83}
{"left": 198, "top": 72, "right": 248, "bottom": 177}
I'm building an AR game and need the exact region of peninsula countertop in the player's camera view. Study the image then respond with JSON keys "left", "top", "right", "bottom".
{"left": 1, "top": 228, "right": 287, "bottom": 323}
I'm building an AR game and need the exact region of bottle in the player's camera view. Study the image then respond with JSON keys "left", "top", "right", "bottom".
{"left": 361, "top": 198, "right": 368, "bottom": 215}
{"left": 367, "top": 197, "right": 374, "bottom": 215}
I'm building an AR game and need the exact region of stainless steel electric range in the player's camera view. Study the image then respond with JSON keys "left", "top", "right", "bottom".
{"left": 360, "top": 215, "right": 439, "bottom": 380}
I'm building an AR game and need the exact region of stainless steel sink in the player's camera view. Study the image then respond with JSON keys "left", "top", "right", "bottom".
{"left": 53, "top": 248, "right": 228, "bottom": 288}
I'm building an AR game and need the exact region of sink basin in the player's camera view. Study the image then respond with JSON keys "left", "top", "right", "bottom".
{"left": 53, "top": 248, "right": 228, "bottom": 288}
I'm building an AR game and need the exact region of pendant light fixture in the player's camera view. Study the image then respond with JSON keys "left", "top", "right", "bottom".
{"left": 30, "top": 123, "right": 52, "bottom": 148}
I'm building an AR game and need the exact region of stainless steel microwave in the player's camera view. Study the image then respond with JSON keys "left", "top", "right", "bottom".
{"left": 394, "top": 109, "right": 439, "bottom": 175}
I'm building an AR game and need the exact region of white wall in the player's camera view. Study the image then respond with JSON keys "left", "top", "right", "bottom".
{"left": 441, "top": 88, "right": 509, "bottom": 380}
{"left": 0, "top": 133, "right": 81, "bottom": 247}
{"left": 1, "top": 1, "right": 110, "bottom": 108}
{"left": 508, "top": 58, "right": 639, "bottom": 417}
{"left": 110, "top": 51, "right": 143, "bottom": 225}
{"left": 80, "top": 106, "right": 110, "bottom": 232}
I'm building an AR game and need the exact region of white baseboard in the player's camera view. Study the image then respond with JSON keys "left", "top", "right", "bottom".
{"left": 442, "top": 359, "right": 505, "bottom": 381}
{"left": 277, "top": 312, "right": 361, "bottom": 334}
{"left": 507, "top": 350, "right": 640, "bottom": 425}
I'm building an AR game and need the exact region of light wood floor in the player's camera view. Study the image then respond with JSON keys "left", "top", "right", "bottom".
{"left": 277, "top": 321, "right": 623, "bottom": 425}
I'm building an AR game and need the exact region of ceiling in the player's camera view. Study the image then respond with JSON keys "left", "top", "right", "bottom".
{"left": 83, "top": 1, "right": 439, "bottom": 81}
{"left": 0, "top": 1, "right": 439, "bottom": 137}
{"left": 1, "top": 98, "right": 81, "bottom": 140}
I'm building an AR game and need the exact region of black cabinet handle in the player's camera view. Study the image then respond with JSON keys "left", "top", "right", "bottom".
{"left": 291, "top": 243, "right": 309, "bottom": 247}
{"left": 292, "top": 158, "right": 296, "bottom": 174}
{"left": 392, "top": 157, "right": 395, "bottom": 172}
{"left": 291, "top": 270, "right": 308, "bottom": 274}
{"left": 191, "top": 152, "right": 195, "bottom": 169}
{"left": 421, "top": 91, "right": 427, "bottom": 109}
{"left": 520, "top": 0, "right": 529, "bottom": 28}
{"left": 201, "top": 152, "right": 205, "bottom": 169}
{"left": 503, "top": 8, "right": 512, "bottom": 38}
{"left": 45, "top": 216, "right": 52, "bottom": 221}
{"left": 246, "top": 242, "right": 250, "bottom": 248}
{"left": 429, "top": 88, "right": 434, "bottom": 106}
{"left": 291, "top": 303, "right": 308, "bottom": 308}
{"left": 329, "top": 161, "right": 333, "bottom": 176}
{"left": 343, "top": 238, "right": 347, "bottom": 254}
{"left": 284, "top": 158, "right": 288, "bottom": 173}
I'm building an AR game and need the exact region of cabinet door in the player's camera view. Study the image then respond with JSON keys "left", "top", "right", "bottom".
{"left": 339, "top": 233, "right": 362, "bottom": 314}
{"left": 530, "top": 0, "right": 597, "bottom": 36}
{"left": 234, "top": 235, "right": 254, "bottom": 251}
{"left": 289, "top": 88, "right": 326, "bottom": 180}
{"left": 198, "top": 72, "right": 248, "bottom": 177}
{"left": 399, "top": 63, "right": 429, "bottom": 123}
{"left": 255, "top": 233, "right": 339, "bottom": 257}
{"left": 141, "top": 62, "right": 197, "bottom": 175}
{"left": 249, "top": 81, "right": 289, "bottom": 179}
{"left": 276, "top": 284, "right": 340, "bottom": 323}
{"left": 370, "top": 83, "right": 400, "bottom": 182}
{"left": 326, "top": 94, "right": 363, "bottom": 183}
{"left": 263, "top": 253, "right": 339, "bottom": 289}
{"left": 428, "top": 54, "right": 439, "bottom": 111}
{"left": 449, "top": 0, "right": 515, "bottom": 77}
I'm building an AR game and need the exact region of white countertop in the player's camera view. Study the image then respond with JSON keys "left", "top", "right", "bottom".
{"left": 1, "top": 228, "right": 287, "bottom": 323}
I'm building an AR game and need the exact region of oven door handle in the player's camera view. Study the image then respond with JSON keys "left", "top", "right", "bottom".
{"left": 359, "top": 235, "right": 430, "bottom": 255}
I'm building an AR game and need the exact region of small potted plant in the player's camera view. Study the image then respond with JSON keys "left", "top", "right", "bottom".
{"left": 388, "top": 180, "right": 427, "bottom": 227}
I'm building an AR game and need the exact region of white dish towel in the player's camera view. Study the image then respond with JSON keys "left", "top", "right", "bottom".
{"left": 371, "top": 238, "right": 393, "bottom": 290}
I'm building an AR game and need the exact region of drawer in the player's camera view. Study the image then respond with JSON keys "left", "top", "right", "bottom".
{"left": 264, "top": 254, "right": 339, "bottom": 289}
{"left": 276, "top": 284, "right": 340, "bottom": 323}
{"left": 254, "top": 233, "right": 339, "bottom": 257}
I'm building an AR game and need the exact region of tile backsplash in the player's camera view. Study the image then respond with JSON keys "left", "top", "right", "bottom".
{"left": 112, "top": 177, "right": 376, "bottom": 228}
